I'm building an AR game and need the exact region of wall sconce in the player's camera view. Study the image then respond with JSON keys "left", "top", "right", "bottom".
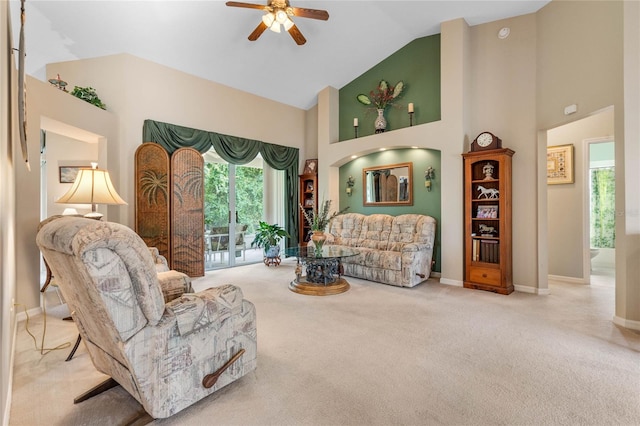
{"left": 346, "top": 175, "right": 355, "bottom": 196}
{"left": 408, "top": 103, "right": 414, "bottom": 126}
{"left": 424, "top": 167, "right": 435, "bottom": 191}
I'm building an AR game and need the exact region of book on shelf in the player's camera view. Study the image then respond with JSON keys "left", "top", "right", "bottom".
{"left": 480, "top": 239, "right": 499, "bottom": 263}
{"left": 472, "top": 239, "right": 480, "bottom": 261}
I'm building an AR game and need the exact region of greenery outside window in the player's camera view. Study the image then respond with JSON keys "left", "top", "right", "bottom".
{"left": 590, "top": 166, "right": 615, "bottom": 248}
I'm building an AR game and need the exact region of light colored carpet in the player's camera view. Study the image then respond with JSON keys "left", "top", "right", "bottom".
{"left": 10, "top": 258, "right": 640, "bottom": 425}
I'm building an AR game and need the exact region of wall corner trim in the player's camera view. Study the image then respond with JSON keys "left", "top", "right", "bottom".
{"left": 613, "top": 316, "right": 640, "bottom": 332}
{"left": 514, "top": 285, "right": 550, "bottom": 295}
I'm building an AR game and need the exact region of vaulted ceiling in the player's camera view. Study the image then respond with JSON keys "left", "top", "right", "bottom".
{"left": 10, "top": 1, "right": 550, "bottom": 109}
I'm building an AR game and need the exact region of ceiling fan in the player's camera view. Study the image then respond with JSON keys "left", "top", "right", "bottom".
{"left": 226, "top": 1, "right": 329, "bottom": 45}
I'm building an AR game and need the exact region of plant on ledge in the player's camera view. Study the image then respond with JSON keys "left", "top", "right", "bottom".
{"left": 71, "top": 86, "right": 107, "bottom": 110}
{"left": 251, "top": 221, "right": 289, "bottom": 259}
{"left": 356, "top": 79, "right": 404, "bottom": 110}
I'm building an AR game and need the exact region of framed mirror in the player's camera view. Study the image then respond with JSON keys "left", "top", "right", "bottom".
{"left": 363, "top": 162, "right": 413, "bottom": 206}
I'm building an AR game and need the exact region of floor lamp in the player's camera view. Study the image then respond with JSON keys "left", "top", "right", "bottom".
{"left": 56, "top": 163, "right": 127, "bottom": 219}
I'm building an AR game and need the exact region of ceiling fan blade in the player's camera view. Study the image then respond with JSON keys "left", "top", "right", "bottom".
{"left": 248, "top": 21, "right": 268, "bottom": 41}
{"left": 290, "top": 7, "right": 329, "bottom": 21}
{"left": 226, "top": 1, "right": 269, "bottom": 11}
{"left": 287, "top": 23, "right": 307, "bottom": 45}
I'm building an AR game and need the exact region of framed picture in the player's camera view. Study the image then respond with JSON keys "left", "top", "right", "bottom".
{"left": 59, "top": 166, "right": 87, "bottom": 183}
{"left": 303, "top": 159, "right": 318, "bottom": 174}
{"left": 547, "top": 144, "right": 574, "bottom": 184}
{"left": 476, "top": 205, "right": 498, "bottom": 219}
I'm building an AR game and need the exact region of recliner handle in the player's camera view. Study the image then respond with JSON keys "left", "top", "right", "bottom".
{"left": 202, "top": 349, "right": 246, "bottom": 389}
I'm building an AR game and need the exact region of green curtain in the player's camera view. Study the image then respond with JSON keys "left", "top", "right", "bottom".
{"left": 143, "top": 119, "right": 300, "bottom": 246}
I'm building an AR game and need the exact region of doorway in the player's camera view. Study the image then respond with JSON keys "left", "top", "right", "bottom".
{"left": 546, "top": 108, "right": 615, "bottom": 285}
{"left": 39, "top": 120, "right": 104, "bottom": 292}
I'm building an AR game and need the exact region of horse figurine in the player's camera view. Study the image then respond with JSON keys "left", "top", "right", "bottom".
{"left": 477, "top": 185, "right": 499, "bottom": 199}
{"left": 478, "top": 224, "right": 496, "bottom": 235}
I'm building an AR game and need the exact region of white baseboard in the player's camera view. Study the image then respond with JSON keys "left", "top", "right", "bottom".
{"left": 613, "top": 315, "right": 640, "bottom": 331}
{"left": 514, "top": 285, "right": 550, "bottom": 295}
{"left": 548, "top": 274, "right": 588, "bottom": 285}
{"left": 439, "top": 278, "right": 463, "bottom": 287}
{"left": 439, "top": 279, "right": 549, "bottom": 295}
{"left": 4, "top": 316, "right": 18, "bottom": 426}
{"left": 15, "top": 306, "right": 42, "bottom": 323}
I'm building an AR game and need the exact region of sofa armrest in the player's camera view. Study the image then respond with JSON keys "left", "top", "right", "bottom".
{"left": 149, "top": 247, "right": 170, "bottom": 272}
{"left": 165, "top": 284, "right": 244, "bottom": 336}
{"left": 158, "top": 270, "right": 193, "bottom": 303}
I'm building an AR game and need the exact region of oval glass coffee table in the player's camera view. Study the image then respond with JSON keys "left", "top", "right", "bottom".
{"left": 285, "top": 245, "right": 360, "bottom": 296}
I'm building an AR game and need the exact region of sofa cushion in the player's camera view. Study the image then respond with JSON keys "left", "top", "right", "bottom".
{"left": 325, "top": 213, "right": 365, "bottom": 247}
{"left": 387, "top": 214, "right": 436, "bottom": 251}
{"left": 357, "top": 214, "right": 394, "bottom": 250}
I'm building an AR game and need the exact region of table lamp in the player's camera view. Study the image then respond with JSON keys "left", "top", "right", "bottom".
{"left": 57, "top": 163, "right": 127, "bottom": 219}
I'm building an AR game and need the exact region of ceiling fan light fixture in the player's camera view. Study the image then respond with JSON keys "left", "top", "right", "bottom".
{"left": 283, "top": 17, "right": 294, "bottom": 31}
{"left": 262, "top": 12, "right": 275, "bottom": 27}
{"left": 262, "top": 11, "right": 281, "bottom": 33}
{"left": 275, "top": 9, "right": 288, "bottom": 24}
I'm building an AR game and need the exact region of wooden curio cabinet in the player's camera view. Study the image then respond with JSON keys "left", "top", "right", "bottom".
{"left": 462, "top": 148, "right": 514, "bottom": 294}
{"left": 299, "top": 173, "right": 318, "bottom": 245}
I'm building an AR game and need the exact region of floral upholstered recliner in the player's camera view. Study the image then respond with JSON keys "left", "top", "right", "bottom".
{"left": 323, "top": 213, "right": 437, "bottom": 287}
{"left": 36, "top": 216, "right": 257, "bottom": 419}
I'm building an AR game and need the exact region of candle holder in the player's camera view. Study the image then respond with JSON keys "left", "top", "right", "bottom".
{"left": 409, "top": 111, "right": 414, "bottom": 127}
{"left": 354, "top": 125, "right": 359, "bottom": 139}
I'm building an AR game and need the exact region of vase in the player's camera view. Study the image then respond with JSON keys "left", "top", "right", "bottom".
{"left": 374, "top": 108, "right": 387, "bottom": 133}
{"left": 311, "top": 231, "right": 326, "bottom": 256}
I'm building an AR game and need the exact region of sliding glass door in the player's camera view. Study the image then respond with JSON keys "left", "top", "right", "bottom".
{"left": 203, "top": 149, "right": 264, "bottom": 269}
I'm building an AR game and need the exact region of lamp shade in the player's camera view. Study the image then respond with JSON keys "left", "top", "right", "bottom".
{"left": 57, "top": 168, "right": 127, "bottom": 208}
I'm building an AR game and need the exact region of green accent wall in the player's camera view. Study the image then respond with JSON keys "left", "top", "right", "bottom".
{"left": 338, "top": 148, "right": 442, "bottom": 272}
{"left": 339, "top": 34, "right": 441, "bottom": 141}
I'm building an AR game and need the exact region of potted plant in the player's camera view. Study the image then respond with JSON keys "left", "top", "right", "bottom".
{"left": 300, "top": 200, "right": 349, "bottom": 255}
{"left": 251, "top": 221, "right": 290, "bottom": 259}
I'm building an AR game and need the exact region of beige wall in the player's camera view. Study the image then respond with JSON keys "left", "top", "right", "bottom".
{"left": 547, "top": 109, "right": 614, "bottom": 279}
{"left": 469, "top": 13, "right": 538, "bottom": 289}
{"left": 48, "top": 54, "right": 307, "bottom": 229}
{"left": 537, "top": 1, "right": 622, "bottom": 130}
{"left": 619, "top": 0, "right": 640, "bottom": 329}
{"left": 1, "top": 2, "right": 17, "bottom": 423}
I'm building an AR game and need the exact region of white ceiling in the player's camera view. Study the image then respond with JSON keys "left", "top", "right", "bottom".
{"left": 10, "top": 1, "right": 550, "bottom": 110}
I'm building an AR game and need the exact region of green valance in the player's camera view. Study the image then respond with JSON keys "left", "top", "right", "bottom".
{"left": 143, "top": 119, "right": 299, "bottom": 246}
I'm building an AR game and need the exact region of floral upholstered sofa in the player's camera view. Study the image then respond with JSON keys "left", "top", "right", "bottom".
{"left": 323, "top": 213, "right": 436, "bottom": 287}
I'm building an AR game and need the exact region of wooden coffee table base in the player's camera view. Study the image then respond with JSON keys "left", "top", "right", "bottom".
{"left": 289, "top": 278, "right": 350, "bottom": 296}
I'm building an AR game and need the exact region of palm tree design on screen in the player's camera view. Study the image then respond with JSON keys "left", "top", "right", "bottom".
{"left": 140, "top": 170, "right": 168, "bottom": 206}
{"left": 173, "top": 168, "right": 203, "bottom": 205}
